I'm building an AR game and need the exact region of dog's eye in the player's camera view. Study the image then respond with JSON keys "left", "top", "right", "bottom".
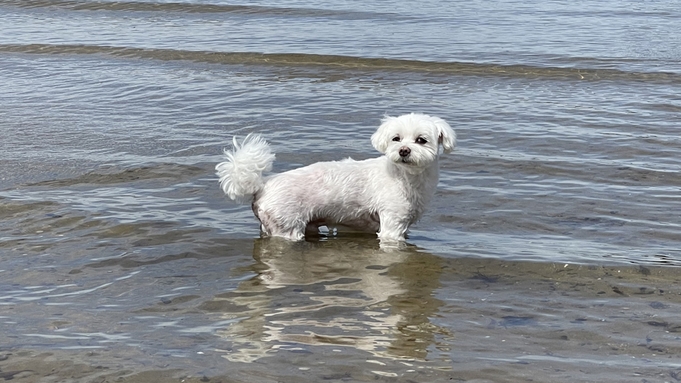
{"left": 392, "top": 136, "right": 401, "bottom": 142}
{"left": 416, "top": 137, "right": 428, "bottom": 145}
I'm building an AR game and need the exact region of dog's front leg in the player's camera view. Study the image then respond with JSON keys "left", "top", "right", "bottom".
{"left": 377, "top": 212, "right": 410, "bottom": 244}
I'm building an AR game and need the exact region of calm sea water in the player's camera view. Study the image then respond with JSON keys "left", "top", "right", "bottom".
{"left": 1, "top": 1, "right": 681, "bottom": 382}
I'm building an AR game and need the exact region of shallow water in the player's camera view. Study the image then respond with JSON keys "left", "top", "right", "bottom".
{"left": 1, "top": 0, "right": 681, "bottom": 381}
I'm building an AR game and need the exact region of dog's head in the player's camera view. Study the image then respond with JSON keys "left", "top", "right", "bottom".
{"left": 371, "top": 113, "right": 456, "bottom": 169}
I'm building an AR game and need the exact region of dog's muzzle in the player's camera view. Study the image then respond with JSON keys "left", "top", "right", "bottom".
{"left": 399, "top": 147, "right": 411, "bottom": 158}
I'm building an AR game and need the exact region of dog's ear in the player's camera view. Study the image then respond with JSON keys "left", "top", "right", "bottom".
{"left": 371, "top": 115, "right": 396, "bottom": 153}
{"left": 432, "top": 117, "right": 456, "bottom": 154}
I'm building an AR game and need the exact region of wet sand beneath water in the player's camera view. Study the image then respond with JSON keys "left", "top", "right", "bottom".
{"left": 2, "top": 245, "right": 681, "bottom": 383}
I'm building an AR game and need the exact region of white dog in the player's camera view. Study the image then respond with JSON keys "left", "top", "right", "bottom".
{"left": 216, "top": 113, "right": 455, "bottom": 244}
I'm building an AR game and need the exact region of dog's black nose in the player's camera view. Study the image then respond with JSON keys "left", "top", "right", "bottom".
{"left": 399, "top": 147, "right": 411, "bottom": 157}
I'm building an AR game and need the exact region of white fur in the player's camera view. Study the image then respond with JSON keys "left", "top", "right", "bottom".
{"left": 216, "top": 113, "right": 456, "bottom": 244}
{"left": 216, "top": 134, "right": 275, "bottom": 204}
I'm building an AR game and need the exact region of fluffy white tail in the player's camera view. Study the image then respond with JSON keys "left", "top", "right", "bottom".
{"left": 216, "top": 134, "right": 275, "bottom": 203}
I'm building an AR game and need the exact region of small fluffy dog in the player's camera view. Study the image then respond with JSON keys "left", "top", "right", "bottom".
{"left": 216, "top": 113, "right": 455, "bottom": 244}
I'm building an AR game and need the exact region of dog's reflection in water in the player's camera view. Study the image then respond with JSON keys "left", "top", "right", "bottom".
{"left": 212, "top": 236, "right": 445, "bottom": 363}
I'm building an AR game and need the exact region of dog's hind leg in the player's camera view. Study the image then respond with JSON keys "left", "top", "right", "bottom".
{"left": 263, "top": 217, "right": 306, "bottom": 241}
{"left": 253, "top": 200, "right": 307, "bottom": 241}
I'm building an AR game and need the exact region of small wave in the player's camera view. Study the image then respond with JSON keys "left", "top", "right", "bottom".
{"left": 1, "top": 43, "right": 680, "bottom": 84}
{"left": 25, "top": 163, "right": 205, "bottom": 187}
{"left": 0, "top": 0, "right": 392, "bottom": 19}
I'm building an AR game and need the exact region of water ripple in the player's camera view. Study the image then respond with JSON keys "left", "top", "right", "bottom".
{"left": 2, "top": 43, "right": 681, "bottom": 82}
